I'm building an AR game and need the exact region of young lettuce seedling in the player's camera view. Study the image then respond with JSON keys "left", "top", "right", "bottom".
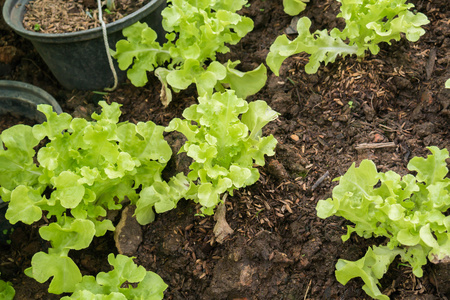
{"left": 113, "top": 0, "right": 267, "bottom": 105}
{"left": 165, "top": 90, "right": 279, "bottom": 215}
{"left": 268, "top": 0, "right": 429, "bottom": 75}
{"left": 317, "top": 147, "right": 450, "bottom": 300}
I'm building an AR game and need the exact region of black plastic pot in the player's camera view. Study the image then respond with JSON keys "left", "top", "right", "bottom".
{"left": 0, "top": 80, "right": 62, "bottom": 122}
{"left": 0, "top": 80, "right": 62, "bottom": 244}
{"left": 2, "top": 0, "right": 166, "bottom": 91}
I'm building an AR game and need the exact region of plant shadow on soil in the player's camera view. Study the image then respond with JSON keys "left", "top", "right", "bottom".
{"left": 1, "top": 0, "right": 450, "bottom": 299}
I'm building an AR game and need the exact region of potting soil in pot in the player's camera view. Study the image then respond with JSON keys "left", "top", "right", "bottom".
{"left": 22, "top": 0, "right": 149, "bottom": 33}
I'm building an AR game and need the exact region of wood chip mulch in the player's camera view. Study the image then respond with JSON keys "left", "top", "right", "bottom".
{"left": 22, "top": 0, "right": 147, "bottom": 33}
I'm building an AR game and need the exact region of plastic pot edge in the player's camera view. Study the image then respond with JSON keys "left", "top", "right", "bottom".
{"left": 0, "top": 80, "right": 62, "bottom": 122}
{"left": 2, "top": 0, "right": 167, "bottom": 43}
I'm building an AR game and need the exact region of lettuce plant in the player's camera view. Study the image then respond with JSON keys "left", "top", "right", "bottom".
{"left": 267, "top": 0, "right": 429, "bottom": 75}
{"left": 113, "top": 0, "right": 267, "bottom": 105}
{"left": 316, "top": 147, "right": 450, "bottom": 299}
{"left": 61, "top": 254, "right": 167, "bottom": 300}
{"left": 0, "top": 101, "right": 176, "bottom": 294}
{"left": 165, "top": 90, "right": 278, "bottom": 215}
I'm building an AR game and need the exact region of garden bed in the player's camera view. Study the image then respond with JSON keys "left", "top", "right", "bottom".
{"left": 0, "top": 0, "right": 449, "bottom": 299}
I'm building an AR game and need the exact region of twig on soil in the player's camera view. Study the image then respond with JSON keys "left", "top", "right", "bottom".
{"left": 311, "top": 171, "right": 329, "bottom": 191}
{"left": 304, "top": 279, "right": 312, "bottom": 300}
{"left": 355, "top": 141, "right": 396, "bottom": 150}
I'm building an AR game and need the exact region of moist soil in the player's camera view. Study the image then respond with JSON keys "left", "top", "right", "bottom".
{"left": 1, "top": 0, "right": 450, "bottom": 299}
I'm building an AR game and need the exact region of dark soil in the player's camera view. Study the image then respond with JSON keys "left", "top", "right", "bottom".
{"left": 1, "top": 0, "right": 450, "bottom": 299}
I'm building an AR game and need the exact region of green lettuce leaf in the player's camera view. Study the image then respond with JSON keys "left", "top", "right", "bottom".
{"left": 407, "top": 146, "right": 449, "bottom": 185}
{"left": 5, "top": 185, "right": 45, "bottom": 224}
{"left": 336, "top": 245, "right": 404, "bottom": 300}
{"left": 39, "top": 218, "right": 96, "bottom": 252}
{"left": 221, "top": 60, "right": 267, "bottom": 100}
{"left": 25, "top": 251, "right": 83, "bottom": 294}
{"left": 283, "top": 0, "right": 308, "bottom": 16}
{"left": 112, "top": 22, "right": 171, "bottom": 87}
{"left": 136, "top": 174, "right": 189, "bottom": 225}
{"left": 25, "top": 218, "right": 96, "bottom": 293}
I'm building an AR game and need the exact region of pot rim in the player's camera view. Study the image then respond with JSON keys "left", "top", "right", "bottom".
{"left": 0, "top": 80, "right": 62, "bottom": 121}
{"left": 2, "top": 0, "right": 166, "bottom": 42}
